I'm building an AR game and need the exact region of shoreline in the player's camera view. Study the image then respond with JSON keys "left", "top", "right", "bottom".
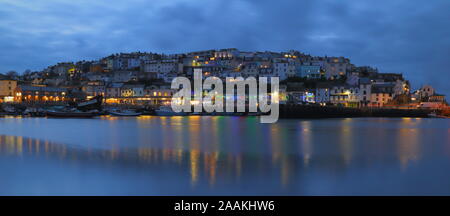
{"left": 0, "top": 103, "right": 445, "bottom": 119}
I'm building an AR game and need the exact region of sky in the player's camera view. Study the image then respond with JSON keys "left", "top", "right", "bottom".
{"left": 0, "top": 0, "right": 449, "bottom": 95}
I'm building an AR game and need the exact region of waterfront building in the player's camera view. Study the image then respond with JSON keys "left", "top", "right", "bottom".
{"left": 0, "top": 80, "right": 17, "bottom": 102}
{"left": 104, "top": 85, "right": 174, "bottom": 105}
{"left": 288, "top": 91, "right": 316, "bottom": 104}
{"left": 144, "top": 86, "right": 175, "bottom": 105}
{"left": 279, "top": 85, "right": 288, "bottom": 104}
{"left": 358, "top": 78, "right": 372, "bottom": 107}
{"left": 315, "top": 83, "right": 331, "bottom": 104}
{"left": 14, "top": 85, "right": 69, "bottom": 102}
{"left": 369, "top": 84, "right": 394, "bottom": 107}
{"left": 329, "top": 85, "right": 360, "bottom": 107}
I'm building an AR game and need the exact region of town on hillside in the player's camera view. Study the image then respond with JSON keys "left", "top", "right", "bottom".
{"left": 0, "top": 48, "right": 447, "bottom": 116}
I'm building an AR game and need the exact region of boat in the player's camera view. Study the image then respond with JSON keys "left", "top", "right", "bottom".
{"left": 155, "top": 106, "right": 187, "bottom": 116}
{"left": 0, "top": 104, "right": 27, "bottom": 115}
{"left": 109, "top": 110, "right": 142, "bottom": 117}
{"left": 23, "top": 108, "right": 46, "bottom": 117}
{"left": 44, "top": 95, "right": 103, "bottom": 118}
{"left": 428, "top": 112, "right": 449, "bottom": 118}
{"left": 46, "top": 110, "right": 99, "bottom": 118}
{"left": 76, "top": 95, "right": 103, "bottom": 111}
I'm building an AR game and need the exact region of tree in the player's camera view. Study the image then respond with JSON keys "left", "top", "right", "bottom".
{"left": 6, "top": 70, "right": 18, "bottom": 79}
{"left": 23, "top": 69, "right": 32, "bottom": 76}
{"left": 22, "top": 69, "right": 32, "bottom": 81}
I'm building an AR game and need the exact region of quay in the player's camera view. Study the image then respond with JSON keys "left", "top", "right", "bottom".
{"left": 0, "top": 101, "right": 445, "bottom": 118}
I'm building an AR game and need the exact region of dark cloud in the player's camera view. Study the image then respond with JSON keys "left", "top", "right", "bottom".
{"left": 0, "top": 0, "right": 448, "bottom": 95}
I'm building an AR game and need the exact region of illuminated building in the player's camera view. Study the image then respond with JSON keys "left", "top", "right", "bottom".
{"left": 0, "top": 79, "right": 17, "bottom": 102}
{"left": 81, "top": 81, "right": 105, "bottom": 97}
{"left": 369, "top": 84, "right": 394, "bottom": 107}
{"left": 328, "top": 85, "right": 360, "bottom": 107}
{"left": 288, "top": 91, "right": 315, "bottom": 104}
{"left": 14, "top": 85, "right": 70, "bottom": 102}
{"left": 120, "top": 84, "right": 145, "bottom": 97}
{"left": 103, "top": 85, "right": 175, "bottom": 105}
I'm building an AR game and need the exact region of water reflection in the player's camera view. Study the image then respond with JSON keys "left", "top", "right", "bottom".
{"left": 398, "top": 129, "right": 420, "bottom": 169}
{"left": 0, "top": 117, "right": 448, "bottom": 195}
{"left": 0, "top": 134, "right": 300, "bottom": 188}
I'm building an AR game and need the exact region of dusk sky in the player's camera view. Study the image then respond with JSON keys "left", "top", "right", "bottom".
{"left": 1, "top": 0, "right": 449, "bottom": 95}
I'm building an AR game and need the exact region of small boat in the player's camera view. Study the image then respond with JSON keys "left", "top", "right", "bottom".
{"left": 77, "top": 95, "right": 103, "bottom": 111}
{"left": 1, "top": 104, "right": 26, "bottom": 115}
{"left": 109, "top": 110, "right": 142, "bottom": 117}
{"left": 23, "top": 108, "right": 46, "bottom": 117}
{"left": 428, "top": 112, "right": 449, "bottom": 118}
{"left": 428, "top": 112, "right": 438, "bottom": 118}
{"left": 155, "top": 106, "right": 187, "bottom": 116}
{"left": 46, "top": 110, "right": 99, "bottom": 118}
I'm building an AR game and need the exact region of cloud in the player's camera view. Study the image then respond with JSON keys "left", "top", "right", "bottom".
{"left": 0, "top": 0, "right": 449, "bottom": 95}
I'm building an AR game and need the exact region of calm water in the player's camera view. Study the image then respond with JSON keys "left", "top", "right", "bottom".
{"left": 0, "top": 116, "right": 448, "bottom": 195}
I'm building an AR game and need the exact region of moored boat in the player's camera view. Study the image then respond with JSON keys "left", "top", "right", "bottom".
{"left": 76, "top": 95, "right": 103, "bottom": 111}
{"left": 109, "top": 110, "right": 142, "bottom": 117}
{"left": 46, "top": 110, "right": 99, "bottom": 118}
